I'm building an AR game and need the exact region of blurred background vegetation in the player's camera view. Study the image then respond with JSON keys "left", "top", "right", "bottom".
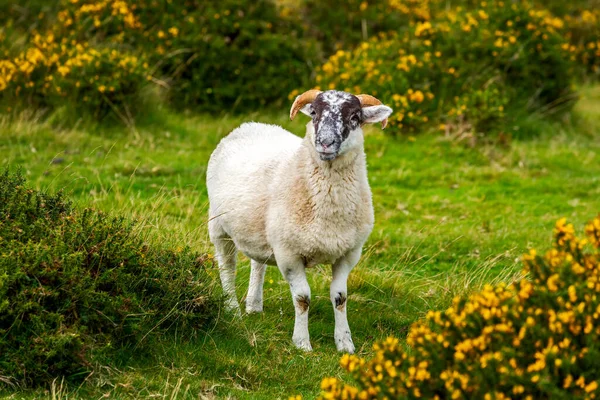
{"left": 0, "top": 0, "right": 598, "bottom": 134}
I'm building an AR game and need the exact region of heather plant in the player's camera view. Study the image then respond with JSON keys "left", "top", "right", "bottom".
{"left": 0, "top": 169, "right": 221, "bottom": 387}
{"left": 319, "top": 215, "right": 600, "bottom": 399}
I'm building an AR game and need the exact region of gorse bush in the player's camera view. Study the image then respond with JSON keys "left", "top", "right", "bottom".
{"left": 0, "top": 169, "right": 221, "bottom": 387}
{"left": 563, "top": 7, "right": 600, "bottom": 77}
{"left": 0, "top": 0, "right": 317, "bottom": 119}
{"left": 0, "top": 1, "right": 150, "bottom": 119}
{"left": 319, "top": 216, "right": 600, "bottom": 399}
{"left": 0, "top": 33, "right": 148, "bottom": 120}
{"left": 312, "top": 1, "right": 578, "bottom": 137}
{"left": 280, "top": 0, "right": 437, "bottom": 54}
{"left": 1, "top": 0, "right": 598, "bottom": 123}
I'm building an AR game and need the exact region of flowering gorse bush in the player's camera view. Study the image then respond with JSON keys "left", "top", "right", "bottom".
{"left": 0, "top": 33, "right": 148, "bottom": 118}
{"left": 319, "top": 215, "right": 600, "bottom": 399}
{"left": 279, "top": 0, "right": 439, "bottom": 54}
{"left": 0, "top": 1, "right": 150, "bottom": 118}
{"left": 0, "top": 0, "right": 316, "bottom": 118}
{"left": 312, "top": 1, "right": 584, "bottom": 137}
{"left": 563, "top": 7, "right": 600, "bottom": 77}
{"left": 1, "top": 0, "right": 598, "bottom": 122}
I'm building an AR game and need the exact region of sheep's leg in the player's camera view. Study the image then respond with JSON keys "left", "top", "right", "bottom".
{"left": 331, "top": 247, "right": 362, "bottom": 353}
{"left": 212, "top": 236, "right": 241, "bottom": 314}
{"left": 277, "top": 254, "right": 312, "bottom": 351}
{"left": 246, "top": 259, "right": 266, "bottom": 313}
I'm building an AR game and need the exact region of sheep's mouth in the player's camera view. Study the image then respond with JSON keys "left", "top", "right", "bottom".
{"left": 318, "top": 151, "right": 338, "bottom": 161}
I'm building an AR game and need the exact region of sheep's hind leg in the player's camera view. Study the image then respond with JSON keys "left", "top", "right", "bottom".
{"left": 331, "top": 247, "right": 362, "bottom": 354}
{"left": 212, "top": 235, "right": 241, "bottom": 314}
{"left": 246, "top": 259, "right": 266, "bottom": 313}
{"left": 277, "top": 253, "right": 312, "bottom": 351}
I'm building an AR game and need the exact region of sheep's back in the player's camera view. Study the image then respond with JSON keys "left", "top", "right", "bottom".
{"left": 206, "top": 122, "right": 301, "bottom": 262}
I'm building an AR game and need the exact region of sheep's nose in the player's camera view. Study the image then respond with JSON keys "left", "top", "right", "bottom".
{"left": 318, "top": 135, "right": 335, "bottom": 150}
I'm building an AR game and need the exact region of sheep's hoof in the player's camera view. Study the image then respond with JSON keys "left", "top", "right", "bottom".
{"left": 293, "top": 336, "right": 313, "bottom": 352}
{"left": 225, "top": 298, "right": 242, "bottom": 317}
{"left": 335, "top": 334, "right": 355, "bottom": 354}
{"left": 245, "top": 299, "right": 263, "bottom": 314}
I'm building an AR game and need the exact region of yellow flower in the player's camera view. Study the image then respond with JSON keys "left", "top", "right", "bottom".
{"left": 409, "top": 90, "right": 425, "bottom": 103}
{"left": 547, "top": 274, "right": 559, "bottom": 291}
{"left": 57, "top": 65, "right": 70, "bottom": 76}
{"left": 415, "top": 21, "right": 432, "bottom": 37}
{"left": 585, "top": 381, "right": 598, "bottom": 393}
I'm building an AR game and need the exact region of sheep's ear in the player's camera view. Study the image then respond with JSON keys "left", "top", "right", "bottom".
{"left": 299, "top": 103, "right": 314, "bottom": 117}
{"left": 362, "top": 105, "right": 393, "bottom": 128}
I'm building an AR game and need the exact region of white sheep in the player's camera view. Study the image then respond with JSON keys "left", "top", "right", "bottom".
{"left": 206, "top": 90, "right": 392, "bottom": 353}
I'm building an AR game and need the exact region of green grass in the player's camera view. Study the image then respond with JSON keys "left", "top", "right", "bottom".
{"left": 1, "top": 85, "right": 600, "bottom": 399}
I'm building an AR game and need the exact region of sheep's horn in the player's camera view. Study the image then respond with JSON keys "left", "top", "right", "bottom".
{"left": 290, "top": 89, "right": 322, "bottom": 120}
{"left": 357, "top": 94, "right": 388, "bottom": 129}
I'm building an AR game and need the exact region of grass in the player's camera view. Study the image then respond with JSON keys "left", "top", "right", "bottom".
{"left": 1, "top": 85, "right": 600, "bottom": 399}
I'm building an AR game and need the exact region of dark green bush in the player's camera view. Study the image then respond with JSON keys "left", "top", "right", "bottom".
{"left": 143, "top": 1, "right": 319, "bottom": 110}
{"left": 0, "top": 169, "right": 221, "bottom": 387}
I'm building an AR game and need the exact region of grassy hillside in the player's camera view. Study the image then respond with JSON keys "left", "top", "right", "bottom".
{"left": 1, "top": 85, "right": 599, "bottom": 398}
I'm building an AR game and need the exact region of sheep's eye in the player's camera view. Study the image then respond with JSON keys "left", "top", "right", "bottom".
{"left": 350, "top": 114, "right": 360, "bottom": 124}
{"left": 310, "top": 110, "right": 317, "bottom": 117}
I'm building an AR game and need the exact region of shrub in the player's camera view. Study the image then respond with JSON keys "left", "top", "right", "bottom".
{"left": 0, "top": 169, "right": 221, "bottom": 387}
{"left": 319, "top": 215, "right": 600, "bottom": 399}
{"left": 536, "top": 1, "right": 600, "bottom": 77}
{"left": 0, "top": 34, "right": 149, "bottom": 121}
{"left": 281, "top": 0, "right": 437, "bottom": 55}
{"left": 0, "top": 0, "right": 318, "bottom": 118}
{"left": 312, "top": 1, "right": 577, "bottom": 137}
{"left": 562, "top": 7, "right": 600, "bottom": 77}
{"left": 146, "top": 1, "right": 317, "bottom": 111}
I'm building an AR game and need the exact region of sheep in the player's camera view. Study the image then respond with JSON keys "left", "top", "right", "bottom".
{"left": 206, "top": 90, "right": 392, "bottom": 353}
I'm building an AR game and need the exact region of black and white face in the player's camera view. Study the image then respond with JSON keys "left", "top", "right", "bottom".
{"left": 300, "top": 91, "right": 392, "bottom": 161}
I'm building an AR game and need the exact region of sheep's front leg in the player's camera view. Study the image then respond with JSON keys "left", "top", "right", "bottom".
{"left": 278, "top": 254, "right": 312, "bottom": 351}
{"left": 331, "top": 247, "right": 362, "bottom": 353}
{"left": 246, "top": 259, "right": 266, "bottom": 313}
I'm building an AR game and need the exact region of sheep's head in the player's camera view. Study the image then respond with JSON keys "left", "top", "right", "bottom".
{"left": 290, "top": 90, "right": 392, "bottom": 161}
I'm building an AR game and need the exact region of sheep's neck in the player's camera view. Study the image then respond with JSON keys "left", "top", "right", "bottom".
{"left": 300, "top": 139, "right": 367, "bottom": 220}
